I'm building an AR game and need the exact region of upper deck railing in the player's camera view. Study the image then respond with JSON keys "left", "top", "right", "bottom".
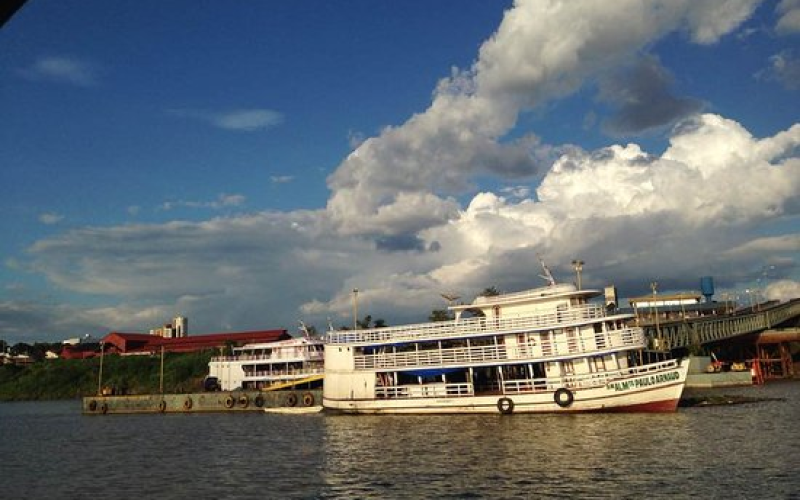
{"left": 353, "top": 326, "right": 644, "bottom": 370}
{"left": 326, "top": 303, "right": 616, "bottom": 345}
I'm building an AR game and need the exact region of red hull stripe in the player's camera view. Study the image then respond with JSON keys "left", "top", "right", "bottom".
{"left": 599, "top": 397, "right": 680, "bottom": 413}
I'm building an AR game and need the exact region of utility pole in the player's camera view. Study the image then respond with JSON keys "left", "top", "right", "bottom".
{"left": 571, "top": 259, "right": 584, "bottom": 290}
{"left": 353, "top": 288, "right": 359, "bottom": 330}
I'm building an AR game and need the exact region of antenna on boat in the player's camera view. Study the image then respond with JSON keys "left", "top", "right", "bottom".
{"left": 298, "top": 320, "right": 311, "bottom": 339}
{"left": 440, "top": 293, "right": 461, "bottom": 306}
{"left": 537, "top": 255, "right": 557, "bottom": 286}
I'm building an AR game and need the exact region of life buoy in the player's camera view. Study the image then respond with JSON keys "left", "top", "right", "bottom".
{"left": 100, "top": 402, "right": 109, "bottom": 414}
{"left": 158, "top": 400, "right": 167, "bottom": 413}
{"left": 88, "top": 400, "right": 98, "bottom": 412}
{"left": 554, "top": 388, "right": 574, "bottom": 408}
{"left": 238, "top": 395, "right": 249, "bottom": 408}
{"left": 497, "top": 397, "right": 514, "bottom": 414}
{"left": 254, "top": 395, "right": 265, "bottom": 407}
{"left": 183, "top": 397, "right": 193, "bottom": 410}
{"left": 302, "top": 392, "right": 315, "bottom": 407}
{"left": 286, "top": 393, "right": 298, "bottom": 407}
{"left": 224, "top": 394, "right": 235, "bottom": 409}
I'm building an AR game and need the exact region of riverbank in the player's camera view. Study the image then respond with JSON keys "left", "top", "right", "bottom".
{"left": 0, "top": 350, "right": 212, "bottom": 401}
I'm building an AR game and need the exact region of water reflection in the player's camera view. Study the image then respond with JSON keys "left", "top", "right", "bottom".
{"left": 1, "top": 383, "right": 798, "bottom": 499}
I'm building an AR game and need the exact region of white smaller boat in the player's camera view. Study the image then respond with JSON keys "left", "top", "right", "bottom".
{"left": 263, "top": 406, "right": 323, "bottom": 414}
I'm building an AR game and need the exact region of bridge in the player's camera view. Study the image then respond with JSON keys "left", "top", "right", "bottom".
{"left": 641, "top": 298, "right": 800, "bottom": 351}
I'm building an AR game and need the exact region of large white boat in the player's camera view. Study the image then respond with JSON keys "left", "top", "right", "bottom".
{"left": 208, "top": 334, "right": 324, "bottom": 392}
{"left": 323, "top": 278, "right": 689, "bottom": 414}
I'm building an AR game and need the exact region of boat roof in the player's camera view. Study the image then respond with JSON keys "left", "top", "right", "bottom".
{"left": 449, "top": 283, "right": 601, "bottom": 311}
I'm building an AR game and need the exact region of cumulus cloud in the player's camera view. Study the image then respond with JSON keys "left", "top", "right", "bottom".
{"left": 326, "top": 0, "right": 759, "bottom": 239}
{"left": 597, "top": 56, "right": 704, "bottom": 136}
{"left": 18, "top": 56, "right": 98, "bottom": 86}
{"left": 776, "top": 0, "right": 800, "bottom": 34}
{"left": 168, "top": 108, "right": 283, "bottom": 132}
{"left": 7, "top": 0, "right": 799, "bottom": 341}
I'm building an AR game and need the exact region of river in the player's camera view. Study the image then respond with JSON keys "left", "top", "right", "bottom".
{"left": 1, "top": 382, "right": 798, "bottom": 499}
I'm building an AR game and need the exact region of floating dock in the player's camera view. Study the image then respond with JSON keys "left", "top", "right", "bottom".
{"left": 82, "top": 389, "right": 322, "bottom": 415}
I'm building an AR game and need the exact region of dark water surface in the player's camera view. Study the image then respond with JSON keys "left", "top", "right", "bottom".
{"left": 2, "top": 383, "right": 799, "bottom": 499}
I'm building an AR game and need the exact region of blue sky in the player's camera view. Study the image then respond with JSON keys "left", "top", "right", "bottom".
{"left": 1, "top": 0, "right": 798, "bottom": 343}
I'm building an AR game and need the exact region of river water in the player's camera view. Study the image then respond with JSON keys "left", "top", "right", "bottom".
{"left": 2, "top": 382, "right": 798, "bottom": 499}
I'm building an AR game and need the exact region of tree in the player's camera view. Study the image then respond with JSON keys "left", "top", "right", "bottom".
{"left": 479, "top": 286, "right": 500, "bottom": 297}
{"left": 428, "top": 309, "right": 454, "bottom": 322}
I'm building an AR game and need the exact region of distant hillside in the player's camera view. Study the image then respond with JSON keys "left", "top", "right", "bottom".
{"left": 0, "top": 350, "right": 214, "bottom": 401}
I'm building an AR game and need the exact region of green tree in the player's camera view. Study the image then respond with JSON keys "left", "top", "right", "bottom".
{"left": 428, "top": 309, "right": 454, "bottom": 322}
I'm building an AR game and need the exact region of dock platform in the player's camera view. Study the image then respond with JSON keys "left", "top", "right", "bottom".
{"left": 82, "top": 389, "right": 322, "bottom": 415}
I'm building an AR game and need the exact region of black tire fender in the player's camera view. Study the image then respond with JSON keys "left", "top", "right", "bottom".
{"left": 554, "top": 388, "right": 574, "bottom": 408}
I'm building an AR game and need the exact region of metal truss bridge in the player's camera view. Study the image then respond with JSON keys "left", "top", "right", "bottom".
{"left": 642, "top": 298, "right": 800, "bottom": 351}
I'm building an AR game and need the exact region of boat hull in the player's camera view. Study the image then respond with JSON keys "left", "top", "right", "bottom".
{"left": 323, "top": 361, "right": 688, "bottom": 415}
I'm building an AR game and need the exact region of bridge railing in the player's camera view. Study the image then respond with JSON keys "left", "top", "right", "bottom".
{"left": 642, "top": 299, "right": 800, "bottom": 350}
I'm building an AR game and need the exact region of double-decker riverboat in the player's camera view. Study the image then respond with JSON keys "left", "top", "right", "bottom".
{"left": 208, "top": 333, "right": 324, "bottom": 393}
{"left": 323, "top": 277, "right": 688, "bottom": 414}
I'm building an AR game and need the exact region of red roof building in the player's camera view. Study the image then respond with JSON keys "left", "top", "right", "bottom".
{"left": 61, "top": 329, "right": 290, "bottom": 358}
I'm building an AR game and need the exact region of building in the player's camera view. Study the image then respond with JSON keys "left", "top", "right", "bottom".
{"left": 149, "top": 316, "right": 188, "bottom": 338}
{"left": 100, "top": 329, "right": 290, "bottom": 356}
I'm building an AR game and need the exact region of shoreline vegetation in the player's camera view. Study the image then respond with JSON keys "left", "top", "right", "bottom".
{"left": 0, "top": 350, "right": 213, "bottom": 401}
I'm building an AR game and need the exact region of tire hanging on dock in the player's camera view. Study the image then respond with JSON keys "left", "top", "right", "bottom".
{"left": 286, "top": 393, "right": 298, "bottom": 407}
{"left": 238, "top": 395, "right": 249, "bottom": 408}
{"left": 100, "top": 402, "right": 108, "bottom": 414}
{"left": 88, "top": 400, "right": 98, "bottom": 412}
{"left": 497, "top": 397, "right": 515, "bottom": 414}
{"left": 302, "top": 392, "right": 315, "bottom": 407}
{"left": 254, "top": 395, "right": 265, "bottom": 407}
{"left": 183, "top": 397, "right": 193, "bottom": 411}
{"left": 158, "top": 400, "right": 167, "bottom": 413}
{"left": 554, "top": 388, "right": 574, "bottom": 408}
{"left": 224, "top": 394, "right": 235, "bottom": 409}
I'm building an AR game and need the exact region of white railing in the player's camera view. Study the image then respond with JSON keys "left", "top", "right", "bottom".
{"left": 354, "top": 327, "right": 644, "bottom": 370}
{"left": 373, "top": 359, "right": 680, "bottom": 399}
{"left": 375, "top": 382, "right": 474, "bottom": 399}
{"left": 502, "top": 359, "right": 681, "bottom": 392}
{"left": 243, "top": 367, "right": 324, "bottom": 379}
{"left": 327, "top": 304, "right": 610, "bottom": 345}
{"left": 210, "top": 352, "right": 324, "bottom": 363}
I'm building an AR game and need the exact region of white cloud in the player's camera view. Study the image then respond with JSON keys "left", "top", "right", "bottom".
{"left": 325, "top": 0, "right": 759, "bottom": 239}
{"left": 7, "top": 1, "right": 799, "bottom": 340}
{"left": 19, "top": 56, "right": 98, "bottom": 86}
{"left": 766, "top": 279, "right": 800, "bottom": 301}
{"left": 270, "top": 175, "right": 294, "bottom": 184}
{"left": 38, "top": 213, "right": 64, "bottom": 225}
{"left": 168, "top": 108, "right": 283, "bottom": 132}
{"left": 160, "top": 193, "right": 246, "bottom": 211}
{"left": 761, "top": 50, "right": 800, "bottom": 90}
{"left": 776, "top": 0, "right": 800, "bottom": 34}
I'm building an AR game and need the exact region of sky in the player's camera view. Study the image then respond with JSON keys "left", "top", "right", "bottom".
{"left": 1, "top": 0, "right": 799, "bottom": 344}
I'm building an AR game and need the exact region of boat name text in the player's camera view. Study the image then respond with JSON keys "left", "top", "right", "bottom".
{"left": 606, "top": 371, "right": 680, "bottom": 392}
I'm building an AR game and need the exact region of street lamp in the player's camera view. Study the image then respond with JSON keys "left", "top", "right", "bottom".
{"left": 352, "top": 288, "right": 359, "bottom": 330}
{"left": 571, "top": 259, "right": 584, "bottom": 290}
